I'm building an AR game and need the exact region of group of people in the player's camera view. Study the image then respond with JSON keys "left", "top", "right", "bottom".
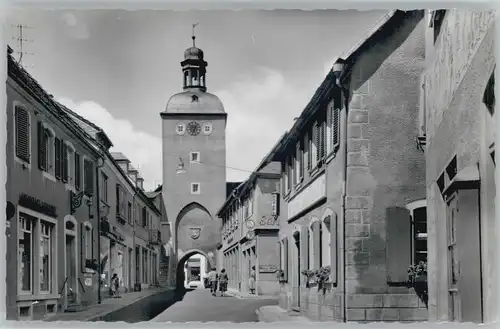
{"left": 206, "top": 265, "right": 257, "bottom": 297}
{"left": 206, "top": 268, "right": 229, "bottom": 296}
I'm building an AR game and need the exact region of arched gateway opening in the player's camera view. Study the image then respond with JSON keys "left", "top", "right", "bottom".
{"left": 176, "top": 249, "right": 214, "bottom": 290}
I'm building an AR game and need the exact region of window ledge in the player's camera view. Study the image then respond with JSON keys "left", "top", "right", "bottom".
{"left": 42, "top": 172, "right": 56, "bottom": 182}
{"left": 325, "top": 151, "right": 338, "bottom": 165}
{"left": 14, "top": 157, "right": 31, "bottom": 170}
{"left": 17, "top": 293, "right": 61, "bottom": 301}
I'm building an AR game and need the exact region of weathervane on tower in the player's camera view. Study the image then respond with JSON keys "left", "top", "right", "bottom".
{"left": 192, "top": 22, "right": 199, "bottom": 47}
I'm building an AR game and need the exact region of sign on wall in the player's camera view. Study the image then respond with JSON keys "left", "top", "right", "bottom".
{"left": 259, "top": 265, "right": 278, "bottom": 273}
{"left": 287, "top": 173, "right": 326, "bottom": 219}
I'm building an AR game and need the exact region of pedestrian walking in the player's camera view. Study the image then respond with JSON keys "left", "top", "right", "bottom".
{"left": 111, "top": 273, "right": 120, "bottom": 298}
{"left": 249, "top": 265, "right": 256, "bottom": 294}
{"left": 207, "top": 267, "right": 218, "bottom": 296}
{"left": 218, "top": 268, "right": 229, "bottom": 296}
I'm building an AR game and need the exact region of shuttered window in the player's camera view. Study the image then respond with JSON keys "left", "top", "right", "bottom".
{"left": 304, "top": 133, "right": 310, "bottom": 171}
{"left": 74, "top": 153, "right": 81, "bottom": 190}
{"left": 15, "top": 106, "right": 30, "bottom": 163}
{"left": 316, "top": 120, "right": 326, "bottom": 161}
{"left": 37, "top": 122, "right": 47, "bottom": 171}
{"left": 142, "top": 207, "right": 147, "bottom": 227}
{"left": 386, "top": 207, "right": 412, "bottom": 284}
{"left": 83, "top": 159, "right": 94, "bottom": 196}
{"left": 54, "top": 138, "right": 62, "bottom": 180}
{"left": 61, "top": 142, "right": 69, "bottom": 183}
{"left": 311, "top": 124, "right": 318, "bottom": 168}
{"left": 332, "top": 107, "right": 340, "bottom": 150}
{"left": 287, "top": 158, "right": 292, "bottom": 192}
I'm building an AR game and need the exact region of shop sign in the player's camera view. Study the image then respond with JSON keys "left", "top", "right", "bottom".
{"left": 18, "top": 193, "right": 57, "bottom": 218}
{"left": 287, "top": 173, "right": 326, "bottom": 219}
{"left": 259, "top": 265, "right": 278, "bottom": 273}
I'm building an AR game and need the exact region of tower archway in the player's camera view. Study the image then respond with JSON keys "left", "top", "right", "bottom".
{"left": 175, "top": 249, "right": 215, "bottom": 290}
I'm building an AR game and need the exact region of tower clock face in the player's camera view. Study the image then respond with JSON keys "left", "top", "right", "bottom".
{"left": 187, "top": 121, "right": 201, "bottom": 136}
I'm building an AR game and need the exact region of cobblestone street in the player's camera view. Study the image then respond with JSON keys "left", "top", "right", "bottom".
{"left": 152, "top": 288, "right": 278, "bottom": 322}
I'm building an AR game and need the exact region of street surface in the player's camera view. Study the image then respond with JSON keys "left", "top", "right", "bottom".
{"left": 152, "top": 288, "right": 278, "bottom": 322}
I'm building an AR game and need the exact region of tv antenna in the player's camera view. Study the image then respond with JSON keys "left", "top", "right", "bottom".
{"left": 11, "top": 24, "right": 34, "bottom": 67}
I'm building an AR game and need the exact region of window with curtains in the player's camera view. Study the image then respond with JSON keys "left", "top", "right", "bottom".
{"left": 304, "top": 132, "right": 311, "bottom": 171}
{"left": 310, "top": 123, "right": 318, "bottom": 169}
{"left": 295, "top": 141, "right": 304, "bottom": 185}
{"left": 83, "top": 158, "right": 94, "bottom": 196}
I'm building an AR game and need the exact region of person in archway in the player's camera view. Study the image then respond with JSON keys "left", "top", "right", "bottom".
{"left": 111, "top": 273, "right": 119, "bottom": 298}
{"left": 218, "top": 268, "right": 229, "bottom": 296}
{"left": 207, "top": 267, "right": 218, "bottom": 296}
{"left": 249, "top": 266, "right": 256, "bottom": 295}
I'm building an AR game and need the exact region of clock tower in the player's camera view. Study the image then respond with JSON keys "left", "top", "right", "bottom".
{"left": 160, "top": 32, "right": 227, "bottom": 286}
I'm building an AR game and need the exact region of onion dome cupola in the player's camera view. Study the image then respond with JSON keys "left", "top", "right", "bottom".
{"left": 163, "top": 24, "right": 226, "bottom": 115}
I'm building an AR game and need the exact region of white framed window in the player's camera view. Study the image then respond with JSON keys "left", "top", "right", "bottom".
{"left": 101, "top": 172, "right": 108, "bottom": 203}
{"left": 82, "top": 221, "right": 93, "bottom": 271}
{"left": 18, "top": 214, "right": 34, "bottom": 294}
{"left": 407, "top": 200, "right": 427, "bottom": 265}
{"left": 63, "top": 141, "right": 76, "bottom": 189}
{"left": 39, "top": 221, "right": 54, "bottom": 293}
{"left": 14, "top": 103, "right": 31, "bottom": 167}
{"left": 191, "top": 182, "right": 200, "bottom": 195}
{"left": 321, "top": 216, "right": 332, "bottom": 268}
{"left": 203, "top": 122, "right": 213, "bottom": 135}
{"left": 190, "top": 152, "right": 200, "bottom": 163}
{"left": 39, "top": 123, "right": 56, "bottom": 180}
{"left": 17, "top": 209, "right": 57, "bottom": 296}
{"left": 176, "top": 123, "right": 186, "bottom": 135}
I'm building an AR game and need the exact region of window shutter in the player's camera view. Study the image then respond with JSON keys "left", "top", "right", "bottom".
{"left": 300, "top": 226, "right": 309, "bottom": 285}
{"left": 74, "top": 152, "right": 81, "bottom": 190}
{"left": 304, "top": 133, "right": 311, "bottom": 171}
{"left": 84, "top": 160, "right": 94, "bottom": 196}
{"left": 312, "top": 221, "right": 321, "bottom": 268}
{"left": 15, "top": 107, "right": 30, "bottom": 163}
{"left": 330, "top": 214, "right": 338, "bottom": 284}
{"left": 287, "top": 161, "right": 292, "bottom": 191}
{"left": 283, "top": 238, "right": 289, "bottom": 282}
{"left": 320, "top": 120, "right": 326, "bottom": 159}
{"left": 37, "top": 122, "right": 47, "bottom": 171}
{"left": 386, "top": 207, "right": 412, "bottom": 284}
{"left": 61, "top": 142, "right": 68, "bottom": 183}
{"left": 332, "top": 108, "right": 340, "bottom": 149}
{"left": 299, "top": 140, "right": 304, "bottom": 178}
{"left": 54, "top": 138, "right": 61, "bottom": 179}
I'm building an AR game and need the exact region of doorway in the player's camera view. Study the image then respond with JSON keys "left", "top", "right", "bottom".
{"left": 446, "top": 189, "right": 483, "bottom": 323}
{"left": 65, "top": 235, "right": 77, "bottom": 306}
{"left": 128, "top": 248, "right": 132, "bottom": 290}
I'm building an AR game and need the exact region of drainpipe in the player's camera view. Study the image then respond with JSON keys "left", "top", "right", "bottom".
{"left": 132, "top": 190, "right": 139, "bottom": 291}
{"left": 333, "top": 60, "right": 349, "bottom": 323}
{"left": 95, "top": 155, "right": 105, "bottom": 304}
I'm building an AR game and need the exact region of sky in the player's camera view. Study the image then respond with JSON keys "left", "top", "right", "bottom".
{"left": 8, "top": 9, "right": 386, "bottom": 191}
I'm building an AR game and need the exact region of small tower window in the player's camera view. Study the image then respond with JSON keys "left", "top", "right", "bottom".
{"left": 191, "top": 95, "right": 199, "bottom": 103}
{"left": 191, "top": 183, "right": 201, "bottom": 195}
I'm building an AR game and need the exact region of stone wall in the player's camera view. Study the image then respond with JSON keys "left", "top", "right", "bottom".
{"left": 343, "top": 12, "right": 428, "bottom": 322}
{"left": 423, "top": 10, "right": 496, "bottom": 323}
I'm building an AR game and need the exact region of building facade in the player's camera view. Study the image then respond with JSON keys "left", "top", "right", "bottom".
{"left": 217, "top": 160, "right": 282, "bottom": 296}
{"left": 273, "top": 10, "right": 429, "bottom": 322}
{"left": 422, "top": 10, "right": 496, "bottom": 323}
{"left": 6, "top": 47, "right": 101, "bottom": 320}
{"left": 6, "top": 46, "right": 164, "bottom": 320}
{"left": 161, "top": 35, "right": 226, "bottom": 287}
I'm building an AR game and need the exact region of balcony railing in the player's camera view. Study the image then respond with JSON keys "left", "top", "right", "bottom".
{"left": 149, "top": 229, "right": 161, "bottom": 244}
